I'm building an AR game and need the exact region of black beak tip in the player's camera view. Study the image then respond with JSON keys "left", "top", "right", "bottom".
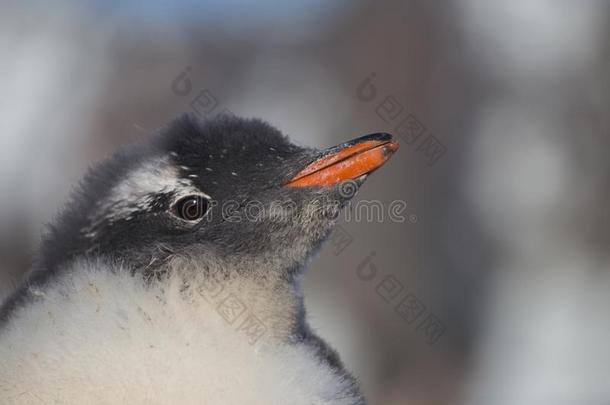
{"left": 350, "top": 132, "right": 393, "bottom": 144}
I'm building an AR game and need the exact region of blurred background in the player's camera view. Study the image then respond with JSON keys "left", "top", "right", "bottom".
{"left": 1, "top": 0, "right": 610, "bottom": 403}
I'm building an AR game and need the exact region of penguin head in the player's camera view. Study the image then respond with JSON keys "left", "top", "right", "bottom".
{"left": 41, "top": 115, "right": 398, "bottom": 280}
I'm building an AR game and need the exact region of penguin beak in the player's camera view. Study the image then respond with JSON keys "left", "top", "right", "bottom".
{"left": 285, "top": 133, "right": 399, "bottom": 188}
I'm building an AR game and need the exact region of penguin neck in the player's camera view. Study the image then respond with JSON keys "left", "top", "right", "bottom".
{"left": 166, "top": 253, "right": 305, "bottom": 343}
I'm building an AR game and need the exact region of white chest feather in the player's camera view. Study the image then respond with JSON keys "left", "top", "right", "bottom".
{"left": 0, "top": 262, "right": 360, "bottom": 405}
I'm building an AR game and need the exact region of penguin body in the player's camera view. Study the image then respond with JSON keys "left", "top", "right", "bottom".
{"left": 0, "top": 261, "right": 360, "bottom": 404}
{"left": 0, "top": 115, "right": 398, "bottom": 404}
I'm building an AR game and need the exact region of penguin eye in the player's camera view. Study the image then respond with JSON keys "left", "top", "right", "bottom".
{"left": 172, "top": 195, "right": 210, "bottom": 221}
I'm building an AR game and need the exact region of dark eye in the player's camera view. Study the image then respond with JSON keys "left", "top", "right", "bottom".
{"left": 172, "top": 195, "right": 210, "bottom": 221}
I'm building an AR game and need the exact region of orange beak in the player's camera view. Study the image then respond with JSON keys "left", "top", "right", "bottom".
{"left": 285, "top": 133, "right": 399, "bottom": 188}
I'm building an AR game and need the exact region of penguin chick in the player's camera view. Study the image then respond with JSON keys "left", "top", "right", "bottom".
{"left": 0, "top": 114, "right": 399, "bottom": 405}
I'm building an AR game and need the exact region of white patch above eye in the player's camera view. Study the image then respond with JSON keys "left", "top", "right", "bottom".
{"left": 117, "top": 159, "right": 190, "bottom": 195}
{"left": 85, "top": 158, "right": 210, "bottom": 232}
